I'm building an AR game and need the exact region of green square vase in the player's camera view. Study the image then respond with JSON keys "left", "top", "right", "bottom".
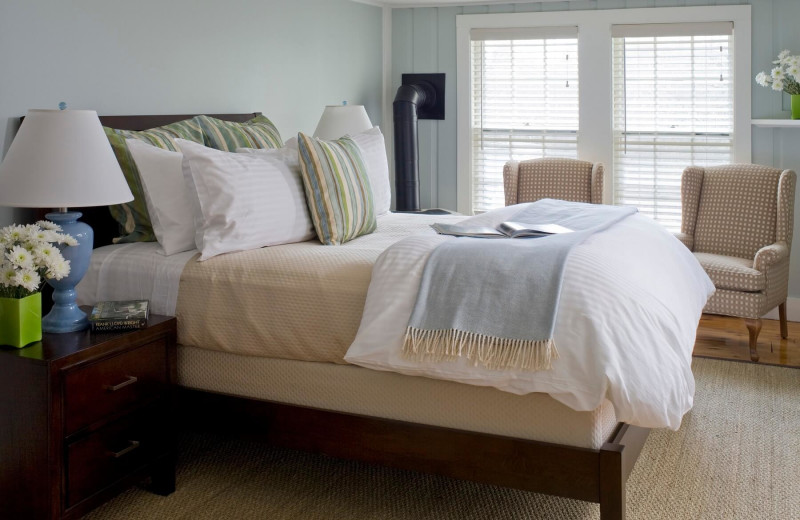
{"left": 0, "top": 293, "right": 43, "bottom": 348}
{"left": 792, "top": 95, "right": 800, "bottom": 120}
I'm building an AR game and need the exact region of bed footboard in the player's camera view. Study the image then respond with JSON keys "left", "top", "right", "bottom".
{"left": 176, "top": 388, "right": 650, "bottom": 519}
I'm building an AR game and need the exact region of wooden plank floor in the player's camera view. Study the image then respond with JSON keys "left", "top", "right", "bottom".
{"left": 694, "top": 314, "right": 800, "bottom": 368}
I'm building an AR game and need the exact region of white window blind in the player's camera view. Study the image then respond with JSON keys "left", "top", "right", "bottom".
{"left": 470, "top": 28, "right": 578, "bottom": 213}
{"left": 612, "top": 23, "right": 734, "bottom": 230}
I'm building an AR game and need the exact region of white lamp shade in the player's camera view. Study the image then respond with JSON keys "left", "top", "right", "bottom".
{"left": 313, "top": 105, "right": 373, "bottom": 140}
{"left": 0, "top": 109, "right": 133, "bottom": 208}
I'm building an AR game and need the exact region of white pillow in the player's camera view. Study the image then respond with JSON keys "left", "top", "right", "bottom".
{"left": 177, "top": 139, "right": 315, "bottom": 261}
{"left": 349, "top": 127, "right": 391, "bottom": 216}
{"left": 126, "top": 139, "right": 196, "bottom": 256}
{"left": 262, "top": 128, "right": 390, "bottom": 215}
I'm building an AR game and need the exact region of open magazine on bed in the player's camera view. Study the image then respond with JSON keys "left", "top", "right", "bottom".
{"left": 431, "top": 221, "right": 573, "bottom": 239}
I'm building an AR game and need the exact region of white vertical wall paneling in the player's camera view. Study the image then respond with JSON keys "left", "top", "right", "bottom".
{"left": 733, "top": 8, "right": 752, "bottom": 163}
{"left": 775, "top": 1, "right": 800, "bottom": 116}
{"left": 625, "top": 0, "right": 656, "bottom": 8}
{"left": 437, "top": 6, "right": 462, "bottom": 210}
{"left": 569, "top": 2, "right": 601, "bottom": 11}
{"left": 391, "top": 8, "right": 414, "bottom": 210}
{"left": 462, "top": 5, "right": 490, "bottom": 14}
{"left": 383, "top": 6, "right": 396, "bottom": 209}
{"left": 413, "top": 7, "right": 438, "bottom": 209}
{"left": 542, "top": 2, "right": 572, "bottom": 12}
{"left": 487, "top": 4, "right": 514, "bottom": 13}
{"left": 392, "top": 9, "right": 415, "bottom": 112}
{"left": 750, "top": 0, "right": 774, "bottom": 167}
{"left": 514, "top": 2, "right": 544, "bottom": 12}
{"left": 596, "top": 0, "right": 627, "bottom": 9}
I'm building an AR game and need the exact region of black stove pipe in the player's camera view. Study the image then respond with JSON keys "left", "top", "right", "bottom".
{"left": 393, "top": 84, "right": 429, "bottom": 212}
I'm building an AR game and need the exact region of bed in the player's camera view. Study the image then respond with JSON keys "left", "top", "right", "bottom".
{"left": 67, "top": 113, "right": 702, "bottom": 520}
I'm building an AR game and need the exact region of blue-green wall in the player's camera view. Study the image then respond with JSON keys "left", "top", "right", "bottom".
{"left": 0, "top": 0, "right": 383, "bottom": 226}
{"left": 393, "top": 0, "right": 800, "bottom": 298}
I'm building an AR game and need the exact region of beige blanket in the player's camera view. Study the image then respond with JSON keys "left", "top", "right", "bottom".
{"left": 176, "top": 213, "right": 462, "bottom": 363}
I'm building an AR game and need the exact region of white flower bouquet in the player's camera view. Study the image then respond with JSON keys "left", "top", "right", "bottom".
{"left": 755, "top": 49, "right": 800, "bottom": 95}
{"left": 0, "top": 221, "right": 76, "bottom": 299}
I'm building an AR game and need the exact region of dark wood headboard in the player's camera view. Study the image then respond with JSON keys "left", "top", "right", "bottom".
{"left": 98, "top": 113, "right": 259, "bottom": 131}
{"left": 33, "top": 112, "right": 261, "bottom": 248}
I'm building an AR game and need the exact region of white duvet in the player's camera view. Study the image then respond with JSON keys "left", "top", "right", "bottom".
{"left": 345, "top": 205, "right": 715, "bottom": 430}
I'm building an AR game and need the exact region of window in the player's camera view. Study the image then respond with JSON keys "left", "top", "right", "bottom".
{"left": 612, "top": 23, "right": 734, "bottom": 230}
{"left": 456, "top": 7, "right": 751, "bottom": 216}
{"left": 470, "top": 28, "right": 579, "bottom": 213}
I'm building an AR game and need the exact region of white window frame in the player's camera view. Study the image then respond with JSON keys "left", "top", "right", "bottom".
{"left": 455, "top": 6, "right": 752, "bottom": 215}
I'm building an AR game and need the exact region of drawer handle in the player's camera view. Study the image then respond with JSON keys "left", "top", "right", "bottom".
{"left": 109, "top": 441, "right": 141, "bottom": 459}
{"left": 109, "top": 440, "right": 141, "bottom": 459}
{"left": 104, "top": 375, "right": 138, "bottom": 392}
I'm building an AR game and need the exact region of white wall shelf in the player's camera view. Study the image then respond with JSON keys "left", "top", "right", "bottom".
{"left": 751, "top": 118, "right": 800, "bottom": 128}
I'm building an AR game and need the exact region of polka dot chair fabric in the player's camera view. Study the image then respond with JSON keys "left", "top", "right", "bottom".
{"left": 503, "top": 158, "right": 604, "bottom": 207}
{"left": 703, "top": 289, "right": 765, "bottom": 319}
{"left": 693, "top": 164, "right": 782, "bottom": 260}
{"left": 678, "top": 164, "right": 796, "bottom": 321}
{"left": 679, "top": 167, "right": 705, "bottom": 250}
{"left": 693, "top": 253, "right": 765, "bottom": 292}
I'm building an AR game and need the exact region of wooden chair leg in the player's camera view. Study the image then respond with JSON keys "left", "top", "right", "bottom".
{"left": 779, "top": 302, "right": 789, "bottom": 339}
{"left": 744, "top": 318, "right": 762, "bottom": 362}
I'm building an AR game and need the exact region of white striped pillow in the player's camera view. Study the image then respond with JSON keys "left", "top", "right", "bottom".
{"left": 297, "top": 133, "right": 376, "bottom": 245}
{"left": 349, "top": 127, "right": 391, "bottom": 216}
{"left": 177, "top": 140, "right": 315, "bottom": 260}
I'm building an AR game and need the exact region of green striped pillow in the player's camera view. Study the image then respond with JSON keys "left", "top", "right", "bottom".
{"left": 105, "top": 119, "right": 204, "bottom": 243}
{"left": 194, "top": 115, "right": 282, "bottom": 151}
{"left": 297, "top": 132, "right": 376, "bottom": 245}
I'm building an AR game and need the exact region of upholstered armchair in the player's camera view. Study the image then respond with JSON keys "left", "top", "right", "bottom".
{"left": 503, "top": 158, "right": 604, "bottom": 206}
{"left": 677, "top": 164, "right": 796, "bottom": 362}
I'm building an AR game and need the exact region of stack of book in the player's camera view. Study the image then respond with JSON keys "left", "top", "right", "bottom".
{"left": 89, "top": 300, "right": 150, "bottom": 332}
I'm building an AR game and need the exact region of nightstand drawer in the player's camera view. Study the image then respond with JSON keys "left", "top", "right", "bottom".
{"left": 64, "top": 339, "right": 168, "bottom": 435}
{"left": 66, "top": 404, "right": 170, "bottom": 508}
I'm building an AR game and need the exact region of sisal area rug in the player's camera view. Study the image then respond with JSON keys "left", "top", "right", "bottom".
{"left": 85, "top": 359, "right": 799, "bottom": 519}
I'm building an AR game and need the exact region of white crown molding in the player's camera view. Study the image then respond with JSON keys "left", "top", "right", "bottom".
{"left": 351, "top": 0, "right": 571, "bottom": 7}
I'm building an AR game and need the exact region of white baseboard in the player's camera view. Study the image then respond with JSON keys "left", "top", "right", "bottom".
{"left": 762, "top": 296, "right": 800, "bottom": 322}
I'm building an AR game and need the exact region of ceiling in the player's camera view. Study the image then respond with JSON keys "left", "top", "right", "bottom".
{"left": 353, "top": 0, "right": 562, "bottom": 7}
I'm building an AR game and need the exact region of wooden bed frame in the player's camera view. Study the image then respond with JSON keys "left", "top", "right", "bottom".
{"left": 61, "top": 113, "right": 650, "bottom": 520}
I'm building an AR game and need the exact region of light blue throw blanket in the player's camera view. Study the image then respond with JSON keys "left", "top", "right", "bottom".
{"left": 403, "top": 199, "right": 637, "bottom": 371}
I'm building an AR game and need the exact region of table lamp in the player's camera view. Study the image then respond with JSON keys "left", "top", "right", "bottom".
{"left": 0, "top": 107, "right": 133, "bottom": 332}
{"left": 313, "top": 102, "right": 373, "bottom": 140}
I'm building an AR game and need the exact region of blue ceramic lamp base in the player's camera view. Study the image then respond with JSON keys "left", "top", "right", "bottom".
{"left": 42, "top": 211, "right": 93, "bottom": 333}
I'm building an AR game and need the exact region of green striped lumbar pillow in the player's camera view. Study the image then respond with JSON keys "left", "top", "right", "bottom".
{"left": 194, "top": 115, "right": 282, "bottom": 151}
{"left": 297, "top": 132, "right": 376, "bottom": 245}
{"left": 105, "top": 119, "right": 204, "bottom": 243}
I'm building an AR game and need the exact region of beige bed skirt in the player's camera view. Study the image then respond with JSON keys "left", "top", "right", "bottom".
{"left": 177, "top": 345, "right": 618, "bottom": 450}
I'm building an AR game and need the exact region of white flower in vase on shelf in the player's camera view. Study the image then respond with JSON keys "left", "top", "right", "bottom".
{"left": 755, "top": 50, "right": 800, "bottom": 95}
{"left": 0, "top": 221, "right": 76, "bottom": 299}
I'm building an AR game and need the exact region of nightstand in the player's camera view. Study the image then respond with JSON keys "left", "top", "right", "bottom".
{"left": 0, "top": 311, "right": 177, "bottom": 520}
